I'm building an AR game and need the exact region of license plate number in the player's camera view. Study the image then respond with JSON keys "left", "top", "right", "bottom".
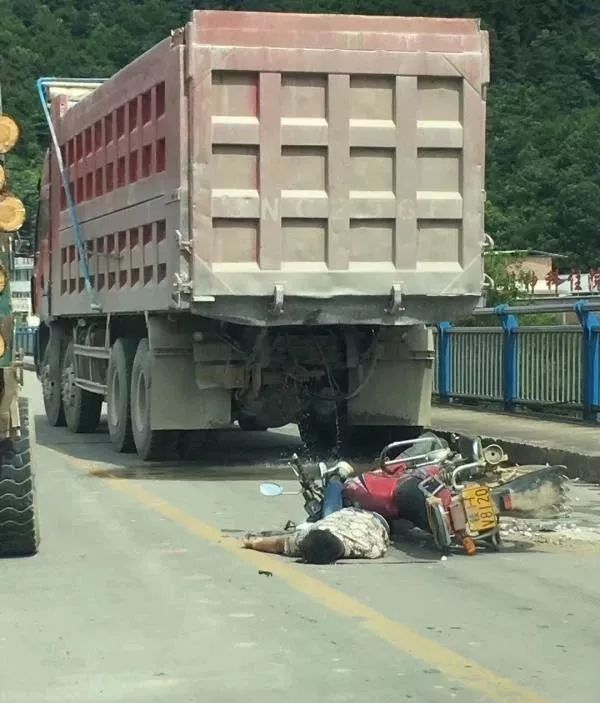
{"left": 461, "top": 486, "right": 497, "bottom": 533}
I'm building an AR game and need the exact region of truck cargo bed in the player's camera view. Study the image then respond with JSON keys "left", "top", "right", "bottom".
{"left": 44, "top": 11, "right": 489, "bottom": 324}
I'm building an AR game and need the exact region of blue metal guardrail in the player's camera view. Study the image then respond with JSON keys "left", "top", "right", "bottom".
{"left": 15, "top": 326, "right": 36, "bottom": 358}
{"left": 434, "top": 301, "right": 600, "bottom": 421}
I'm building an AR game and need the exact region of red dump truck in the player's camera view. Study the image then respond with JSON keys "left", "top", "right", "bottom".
{"left": 33, "top": 10, "right": 489, "bottom": 460}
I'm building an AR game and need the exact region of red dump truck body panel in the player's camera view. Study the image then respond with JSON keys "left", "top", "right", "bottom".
{"left": 40, "top": 10, "right": 489, "bottom": 321}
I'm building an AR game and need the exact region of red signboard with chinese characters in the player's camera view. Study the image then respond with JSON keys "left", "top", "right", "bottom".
{"left": 545, "top": 269, "right": 562, "bottom": 290}
{"left": 545, "top": 269, "right": 589, "bottom": 293}
{"left": 588, "top": 269, "right": 600, "bottom": 293}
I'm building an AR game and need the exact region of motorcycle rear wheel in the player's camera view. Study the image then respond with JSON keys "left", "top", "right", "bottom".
{"left": 426, "top": 501, "right": 453, "bottom": 553}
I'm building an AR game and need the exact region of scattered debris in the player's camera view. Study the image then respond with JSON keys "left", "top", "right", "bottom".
{"left": 500, "top": 516, "right": 600, "bottom": 546}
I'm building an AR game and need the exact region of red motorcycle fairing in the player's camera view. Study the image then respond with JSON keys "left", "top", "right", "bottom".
{"left": 342, "top": 462, "right": 453, "bottom": 521}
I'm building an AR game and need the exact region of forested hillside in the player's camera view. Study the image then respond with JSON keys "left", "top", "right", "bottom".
{"left": 1, "top": 0, "right": 598, "bottom": 265}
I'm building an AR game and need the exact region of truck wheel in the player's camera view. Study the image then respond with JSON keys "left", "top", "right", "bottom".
{"left": 177, "top": 431, "right": 208, "bottom": 460}
{"left": 130, "top": 339, "right": 178, "bottom": 461}
{"left": 107, "top": 338, "right": 136, "bottom": 453}
{"left": 0, "top": 398, "right": 40, "bottom": 557}
{"left": 41, "top": 342, "right": 66, "bottom": 427}
{"left": 61, "top": 341, "right": 103, "bottom": 433}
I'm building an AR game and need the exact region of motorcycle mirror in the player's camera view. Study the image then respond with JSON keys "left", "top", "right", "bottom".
{"left": 260, "top": 482, "right": 284, "bottom": 497}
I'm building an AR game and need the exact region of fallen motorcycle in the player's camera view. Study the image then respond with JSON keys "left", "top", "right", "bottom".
{"left": 259, "top": 432, "right": 570, "bottom": 556}
{"left": 378, "top": 433, "right": 570, "bottom": 551}
{"left": 380, "top": 433, "right": 570, "bottom": 518}
{"left": 355, "top": 434, "right": 504, "bottom": 555}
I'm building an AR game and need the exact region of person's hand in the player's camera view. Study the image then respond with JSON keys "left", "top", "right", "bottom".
{"left": 242, "top": 534, "right": 256, "bottom": 549}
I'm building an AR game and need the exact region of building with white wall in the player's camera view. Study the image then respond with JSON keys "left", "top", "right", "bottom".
{"left": 11, "top": 256, "right": 35, "bottom": 325}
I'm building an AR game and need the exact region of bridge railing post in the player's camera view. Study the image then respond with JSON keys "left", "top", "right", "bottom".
{"left": 437, "top": 322, "right": 453, "bottom": 403}
{"left": 575, "top": 301, "right": 600, "bottom": 421}
{"left": 496, "top": 305, "right": 519, "bottom": 412}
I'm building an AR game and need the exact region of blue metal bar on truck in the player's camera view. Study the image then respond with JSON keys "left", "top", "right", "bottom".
{"left": 36, "top": 78, "right": 106, "bottom": 311}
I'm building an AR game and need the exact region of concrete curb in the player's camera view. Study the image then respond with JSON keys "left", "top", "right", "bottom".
{"left": 431, "top": 428, "right": 600, "bottom": 484}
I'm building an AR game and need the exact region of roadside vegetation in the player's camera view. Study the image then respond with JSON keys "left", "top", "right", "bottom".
{"left": 1, "top": 1, "right": 598, "bottom": 270}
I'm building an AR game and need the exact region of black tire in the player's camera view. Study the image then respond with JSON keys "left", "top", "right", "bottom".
{"left": 41, "top": 341, "right": 66, "bottom": 427}
{"left": 130, "top": 339, "right": 178, "bottom": 461}
{"left": 61, "top": 341, "right": 103, "bottom": 433}
{"left": 107, "top": 338, "right": 137, "bottom": 453}
{"left": 427, "top": 501, "right": 450, "bottom": 554}
{"left": 0, "top": 397, "right": 39, "bottom": 557}
{"left": 177, "top": 431, "right": 207, "bottom": 460}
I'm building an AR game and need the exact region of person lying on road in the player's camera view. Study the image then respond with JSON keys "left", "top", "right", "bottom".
{"left": 242, "top": 506, "right": 390, "bottom": 564}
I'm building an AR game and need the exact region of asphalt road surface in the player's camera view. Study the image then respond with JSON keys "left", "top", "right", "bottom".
{"left": 2, "top": 373, "right": 600, "bottom": 703}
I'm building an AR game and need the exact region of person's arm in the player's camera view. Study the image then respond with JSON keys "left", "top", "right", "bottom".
{"left": 242, "top": 535, "right": 287, "bottom": 554}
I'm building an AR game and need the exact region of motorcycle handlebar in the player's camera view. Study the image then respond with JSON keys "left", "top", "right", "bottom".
{"left": 379, "top": 436, "right": 449, "bottom": 469}
{"left": 289, "top": 455, "right": 322, "bottom": 481}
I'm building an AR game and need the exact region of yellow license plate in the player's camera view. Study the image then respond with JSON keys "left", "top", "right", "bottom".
{"left": 461, "top": 485, "right": 497, "bottom": 533}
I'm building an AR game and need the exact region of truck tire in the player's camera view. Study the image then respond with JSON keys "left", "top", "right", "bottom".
{"left": 41, "top": 342, "right": 66, "bottom": 427}
{"left": 177, "top": 431, "right": 207, "bottom": 460}
{"left": 106, "top": 338, "right": 136, "bottom": 453}
{"left": 0, "top": 397, "right": 40, "bottom": 557}
{"left": 130, "top": 339, "right": 178, "bottom": 461}
{"left": 61, "top": 341, "right": 103, "bottom": 434}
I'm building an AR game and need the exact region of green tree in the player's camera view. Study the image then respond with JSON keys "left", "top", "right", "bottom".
{"left": 0, "top": 0, "right": 598, "bottom": 265}
{"left": 483, "top": 254, "right": 537, "bottom": 308}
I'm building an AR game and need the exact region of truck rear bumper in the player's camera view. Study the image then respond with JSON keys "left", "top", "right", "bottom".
{"left": 190, "top": 295, "right": 481, "bottom": 327}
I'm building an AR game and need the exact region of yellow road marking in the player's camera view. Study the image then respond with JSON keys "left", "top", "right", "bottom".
{"left": 58, "top": 451, "right": 553, "bottom": 703}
